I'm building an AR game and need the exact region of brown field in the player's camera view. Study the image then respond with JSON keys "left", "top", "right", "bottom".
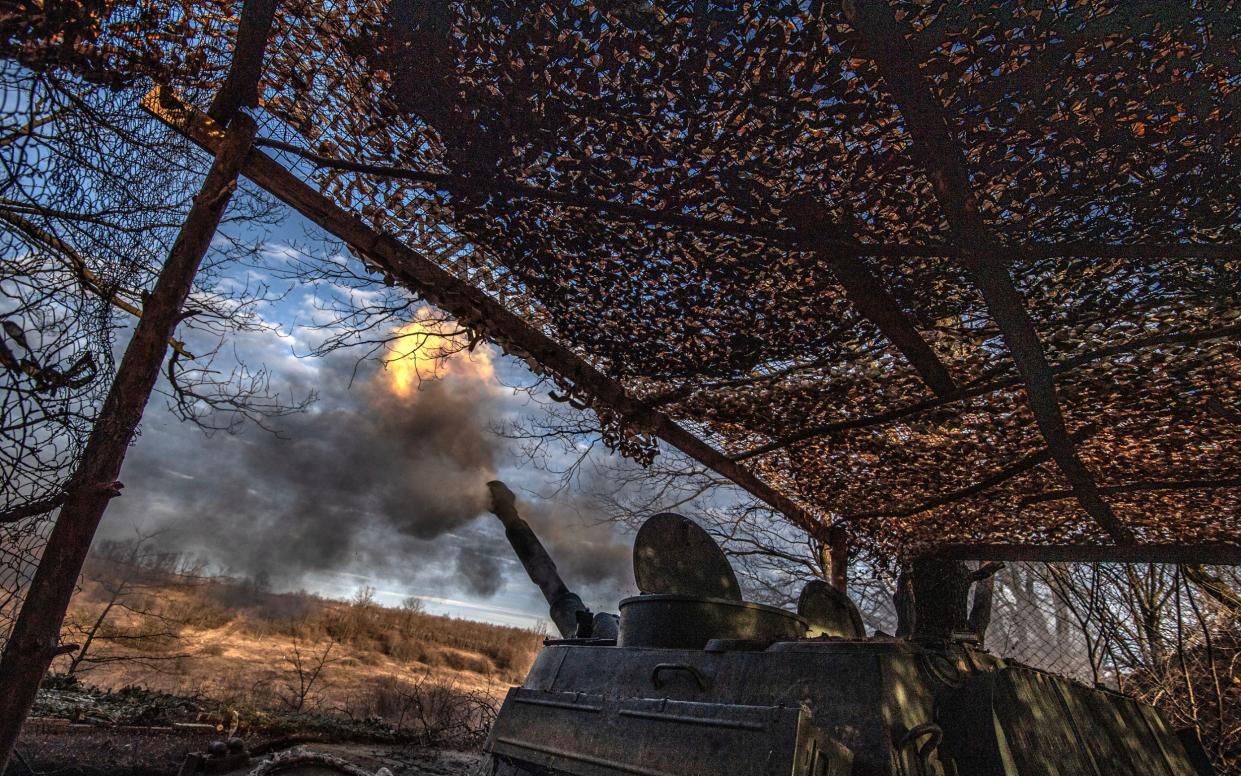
{"left": 53, "top": 553, "right": 544, "bottom": 723}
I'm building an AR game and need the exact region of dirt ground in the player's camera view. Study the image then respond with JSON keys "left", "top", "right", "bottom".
{"left": 10, "top": 723, "right": 486, "bottom": 776}
{"left": 12, "top": 720, "right": 217, "bottom": 776}
{"left": 286, "top": 744, "right": 486, "bottom": 776}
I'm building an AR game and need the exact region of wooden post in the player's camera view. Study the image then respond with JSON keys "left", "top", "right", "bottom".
{"left": 910, "top": 557, "right": 972, "bottom": 644}
{"left": 782, "top": 201, "right": 956, "bottom": 398}
{"left": 0, "top": 3, "right": 279, "bottom": 766}
{"left": 0, "top": 114, "right": 258, "bottom": 771}
{"left": 827, "top": 525, "right": 849, "bottom": 593}
{"left": 929, "top": 543, "right": 1241, "bottom": 565}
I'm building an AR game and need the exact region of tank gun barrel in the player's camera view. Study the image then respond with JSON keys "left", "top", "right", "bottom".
{"left": 487, "top": 480, "right": 587, "bottom": 638}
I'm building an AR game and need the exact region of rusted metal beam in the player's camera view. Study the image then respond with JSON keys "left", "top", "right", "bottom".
{"left": 142, "top": 85, "right": 826, "bottom": 541}
{"left": 843, "top": 0, "right": 1134, "bottom": 544}
{"left": 930, "top": 543, "right": 1241, "bottom": 565}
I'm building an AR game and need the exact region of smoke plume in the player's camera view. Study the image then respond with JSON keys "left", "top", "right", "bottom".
{"left": 111, "top": 350, "right": 496, "bottom": 584}
{"left": 107, "top": 340, "right": 634, "bottom": 609}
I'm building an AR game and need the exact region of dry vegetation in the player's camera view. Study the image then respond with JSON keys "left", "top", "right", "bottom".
{"left": 47, "top": 548, "right": 543, "bottom": 743}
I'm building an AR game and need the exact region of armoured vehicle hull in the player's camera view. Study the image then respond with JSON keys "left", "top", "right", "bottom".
{"left": 481, "top": 495, "right": 1208, "bottom": 776}
{"left": 487, "top": 637, "right": 1202, "bottom": 776}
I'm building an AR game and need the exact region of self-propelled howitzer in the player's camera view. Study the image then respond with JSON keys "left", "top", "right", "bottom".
{"left": 483, "top": 506, "right": 1210, "bottom": 776}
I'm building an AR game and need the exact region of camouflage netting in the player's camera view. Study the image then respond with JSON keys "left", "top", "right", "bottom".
{"left": 6, "top": 0, "right": 1239, "bottom": 557}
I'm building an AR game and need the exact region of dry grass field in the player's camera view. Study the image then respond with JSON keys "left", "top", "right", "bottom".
{"left": 50, "top": 550, "right": 544, "bottom": 729}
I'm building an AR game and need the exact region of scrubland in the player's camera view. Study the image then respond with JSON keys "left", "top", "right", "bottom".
{"left": 43, "top": 551, "right": 545, "bottom": 743}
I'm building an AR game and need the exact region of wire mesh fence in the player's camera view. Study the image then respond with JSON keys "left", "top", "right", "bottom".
{"left": 982, "top": 562, "right": 1236, "bottom": 685}
{"left": 0, "top": 515, "right": 53, "bottom": 649}
{"left": 964, "top": 561, "right": 1238, "bottom": 771}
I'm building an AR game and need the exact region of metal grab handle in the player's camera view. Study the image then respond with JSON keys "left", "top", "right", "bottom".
{"left": 651, "top": 663, "right": 708, "bottom": 690}
{"left": 900, "top": 723, "right": 945, "bottom": 775}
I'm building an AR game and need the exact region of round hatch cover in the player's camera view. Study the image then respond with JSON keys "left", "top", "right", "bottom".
{"left": 797, "top": 579, "right": 865, "bottom": 638}
{"left": 633, "top": 512, "right": 741, "bottom": 600}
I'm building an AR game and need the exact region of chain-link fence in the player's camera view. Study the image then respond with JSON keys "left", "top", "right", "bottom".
{"left": 982, "top": 562, "right": 1236, "bottom": 685}
{"left": 955, "top": 562, "right": 1238, "bottom": 772}
{"left": 1, "top": 64, "right": 119, "bottom": 651}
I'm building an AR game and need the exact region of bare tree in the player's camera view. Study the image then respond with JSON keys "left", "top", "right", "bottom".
{"left": 0, "top": 63, "right": 309, "bottom": 532}
{"left": 276, "top": 635, "right": 340, "bottom": 714}
{"left": 1022, "top": 561, "right": 1241, "bottom": 773}
{"left": 383, "top": 671, "right": 500, "bottom": 748}
{"left": 260, "top": 238, "right": 477, "bottom": 390}
{"left": 57, "top": 530, "right": 203, "bottom": 677}
{"left": 398, "top": 595, "right": 426, "bottom": 641}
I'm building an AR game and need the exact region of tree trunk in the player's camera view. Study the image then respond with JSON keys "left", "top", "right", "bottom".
{"left": 827, "top": 525, "right": 849, "bottom": 593}
{"left": 894, "top": 567, "right": 915, "bottom": 638}
{"left": 0, "top": 114, "right": 257, "bottom": 772}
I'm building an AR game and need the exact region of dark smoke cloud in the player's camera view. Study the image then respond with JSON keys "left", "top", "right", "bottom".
{"left": 454, "top": 536, "right": 510, "bottom": 598}
{"left": 110, "top": 353, "right": 498, "bottom": 587}
{"left": 523, "top": 494, "right": 632, "bottom": 595}
{"left": 105, "top": 345, "right": 636, "bottom": 611}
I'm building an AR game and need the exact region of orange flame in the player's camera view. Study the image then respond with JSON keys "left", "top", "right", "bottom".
{"left": 383, "top": 311, "right": 495, "bottom": 399}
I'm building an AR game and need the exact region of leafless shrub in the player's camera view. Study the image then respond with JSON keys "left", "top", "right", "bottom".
{"left": 344, "top": 672, "right": 500, "bottom": 749}
{"left": 190, "top": 579, "right": 541, "bottom": 680}
{"left": 275, "top": 636, "right": 341, "bottom": 714}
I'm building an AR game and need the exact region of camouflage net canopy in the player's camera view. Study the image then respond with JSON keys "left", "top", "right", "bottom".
{"left": 9, "top": 0, "right": 1240, "bottom": 558}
